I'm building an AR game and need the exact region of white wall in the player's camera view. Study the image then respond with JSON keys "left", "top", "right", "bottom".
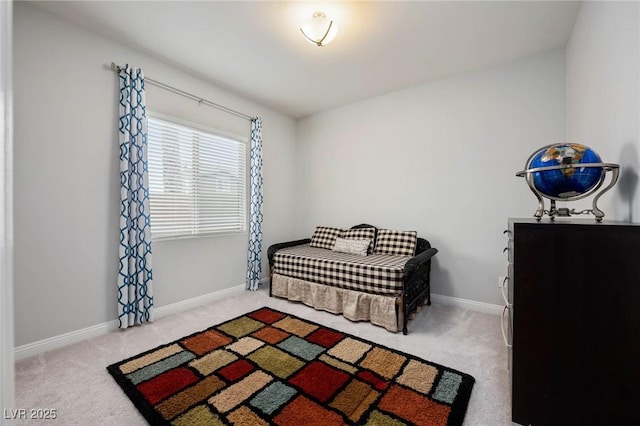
{"left": 296, "top": 49, "right": 567, "bottom": 305}
{"left": 567, "top": 1, "right": 640, "bottom": 222}
{"left": 13, "top": 2, "right": 297, "bottom": 346}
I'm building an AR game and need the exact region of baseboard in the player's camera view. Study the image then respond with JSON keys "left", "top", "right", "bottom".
{"left": 430, "top": 293, "right": 503, "bottom": 315}
{"left": 14, "top": 319, "right": 120, "bottom": 361}
{"left": 14, "top": 283, "right": 247, "bottom": 360}
{"left": 14, "top": 285, "right": 498, "bottom": 360}
{"left": 153, "top": 283, "right": 245, "bottom": 319}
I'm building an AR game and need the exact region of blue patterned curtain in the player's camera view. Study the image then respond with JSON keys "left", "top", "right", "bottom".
{"left": 117, "top": 65, "right": 153, "bottom": 328}
{"left": 247, "top": 117, "right": 264, "bottom": 291}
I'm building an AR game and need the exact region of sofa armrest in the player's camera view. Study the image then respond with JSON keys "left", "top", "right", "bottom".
{"left": 415, "top": 237, "right": 431, "bottom": 255}
{"left": 267, "top": 239, "right": 311, "bottom": 269}
{"left": 401, "top": 246, "right": 437, "bottom": 334}
{"left": 403, "top": 247, "right": 438, "bottom": 280}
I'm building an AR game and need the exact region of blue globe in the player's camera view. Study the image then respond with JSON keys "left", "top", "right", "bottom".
{"left": 529, "top": 143, "right": 604, "bottom": 199}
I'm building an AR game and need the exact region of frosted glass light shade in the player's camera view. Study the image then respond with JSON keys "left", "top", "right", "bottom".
{"left": 300, "top": 12, "right": 338, "bottom": 47}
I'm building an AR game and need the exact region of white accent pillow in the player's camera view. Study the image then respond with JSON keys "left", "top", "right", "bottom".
{"left": 332, "top": 237, "right": 370, "bottom": 256}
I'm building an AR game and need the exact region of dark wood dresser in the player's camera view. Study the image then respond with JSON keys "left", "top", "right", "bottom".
{"left": 506, "top": 218, "right": 640, "bottom": 425}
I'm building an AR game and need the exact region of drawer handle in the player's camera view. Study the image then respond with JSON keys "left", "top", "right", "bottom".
{"left": 503, "top": 247, "right": 509, "bottom": 253}
{"left": 501, "top": 277, "right": 511, "bottom": 306}
{"left": 501, "top": 305, "right": 513, "bottom": 348}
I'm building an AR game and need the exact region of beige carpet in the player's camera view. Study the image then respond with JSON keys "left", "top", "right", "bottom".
{"left": 14, "top": 287, "right": 511, "bottom": 425}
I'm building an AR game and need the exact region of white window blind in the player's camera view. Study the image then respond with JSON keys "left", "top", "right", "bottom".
{"left": 147, "top": 116, "right": 247, "bottom": 239}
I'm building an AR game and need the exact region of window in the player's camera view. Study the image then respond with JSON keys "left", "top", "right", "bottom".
{"left": 147, "top": 115, "right": 247, "bottom": 239}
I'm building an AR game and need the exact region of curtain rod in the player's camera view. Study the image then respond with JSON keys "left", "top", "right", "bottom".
{"left": 110, "top": 62, "right": 254, "bottom": 121}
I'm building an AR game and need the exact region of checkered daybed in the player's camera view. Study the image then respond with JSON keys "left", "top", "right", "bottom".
{"left": 267, "top": 224, "right": 438, "bottom": 334}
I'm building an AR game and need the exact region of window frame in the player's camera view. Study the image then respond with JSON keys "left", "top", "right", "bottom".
{"left": 146, "top": 112, "right": 249, "bottom": 241}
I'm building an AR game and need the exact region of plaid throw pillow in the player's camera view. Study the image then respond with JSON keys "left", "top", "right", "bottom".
{"left": 309, "top": 226, "right": 343, "bottom": 250}
{"left": 341, "top": 227, "right": 376, "bottom": 254}
{"left": 374, "top": 229, "right": 418, "bottom": 256}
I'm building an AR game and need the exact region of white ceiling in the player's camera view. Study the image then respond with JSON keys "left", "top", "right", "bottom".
{"left": 31, "top": 1, "right": 581, "bottom": 118}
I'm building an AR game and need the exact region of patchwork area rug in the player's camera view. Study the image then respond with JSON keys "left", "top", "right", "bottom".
{"left": 107, "top": 307, "right": 475, "bottom": 425}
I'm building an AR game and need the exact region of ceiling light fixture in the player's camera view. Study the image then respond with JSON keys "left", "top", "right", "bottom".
{"left": 300, "top": 12, "right": 338, "bottom": 47}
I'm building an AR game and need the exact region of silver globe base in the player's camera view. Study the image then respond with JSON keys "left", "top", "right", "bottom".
{"left": 537, "top": 200, "right": 604, "bottom": 222}
{"left": 516, "top": 163, "right": 620, "bottom": 222}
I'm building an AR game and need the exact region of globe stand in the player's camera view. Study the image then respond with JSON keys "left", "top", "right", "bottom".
{"left": 516, "top": 163, "right": 620, "bottom": 222}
